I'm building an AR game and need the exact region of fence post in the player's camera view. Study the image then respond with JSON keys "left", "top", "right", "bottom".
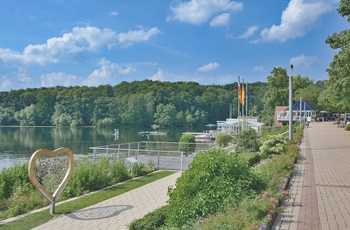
{"left": 93, "top": 148, "right": 97, "bottom": 164}
{"left": 137, "top": 142, "right": 140, "bottom": 160}
{"left": 157, "top": 151, "right": 160, "bottom": 170}
{"left": 181, "top": 152, "right": 183, "bottom": 171}
{"left": 128, "top": 143, "right": 131, "bottom": 158}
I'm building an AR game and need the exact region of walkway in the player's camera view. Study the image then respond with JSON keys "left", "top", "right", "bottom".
{"left": 272, "top": 122, "right": 350, "bottom": 230}
{"left": 32, "top": 171, "right": 181, "bottom": 230}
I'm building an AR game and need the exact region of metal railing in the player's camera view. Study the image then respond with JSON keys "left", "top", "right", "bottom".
{"left": 89, "top": 141, "right": 216, "bottom": 171}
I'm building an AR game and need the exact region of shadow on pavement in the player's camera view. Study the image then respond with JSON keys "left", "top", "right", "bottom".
{"left": 66, "top": 205, "right": 133, "bottom": 220}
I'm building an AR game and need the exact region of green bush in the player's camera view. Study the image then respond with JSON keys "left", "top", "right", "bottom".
{"left": 131, "top": 163, "right": 148, "bottom": 177}
{"left": 233, "top": 128, "right": 261, "bottom": 153}
{"left": 0, "top": 157, "right": 132, "bottom": 220}
{"left": 344, "top": 124, "right": 350, "bottom": 131}
{"left": 196, "top": 141, "right": 300, "bottom": 229}
{"left": 236, "top": 152, "right": 261, "bottom": 167}
{"left": 0, "top": 163, "right": 29, "bottom": 200}
{"left": 63, "top": 157, "right": 130, "bottom": 198}
{"left": 259, "top": 134, "right": 289, "bottom": 158}
{"left": 215, "top": 132, "right": 232, "bottom": 148}
{"left": 166, "top": 148, "right": 265, "bottom": 228}
{"left": 128, "top": 205, "right": 168, "bottom": 230}
{"left": 1, "top": 182, "right": 48, "bottom": 219}
{"left": 179, "top": 134, "right": 196, "bottom": 156}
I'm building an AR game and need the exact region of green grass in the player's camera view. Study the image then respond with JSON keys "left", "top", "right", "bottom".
{"left": 0, "top": 170, "right": 175, "bottom": 230}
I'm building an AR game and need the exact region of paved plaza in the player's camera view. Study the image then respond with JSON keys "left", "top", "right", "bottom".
{"left": 32, "top": 171, "right": 181, "bottom": 230}
{"left": 272, "top": 122, "right": 350, "bottom": 230}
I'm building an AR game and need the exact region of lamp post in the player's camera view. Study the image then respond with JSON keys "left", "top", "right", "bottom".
{"left": 289, "top": 64, "right": 293, "bottom": 141}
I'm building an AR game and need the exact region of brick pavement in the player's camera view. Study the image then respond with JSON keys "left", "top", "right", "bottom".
{"left": 31, "top": 171, "right": 181, "bottom": 230}
{"left": 272, "top": 122, "right": 350, "bottom": 230}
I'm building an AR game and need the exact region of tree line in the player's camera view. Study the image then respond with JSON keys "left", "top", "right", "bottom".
{"left": 0, "top": 80, "right": 269, "bottom": 127}
{"left": 0, "top": 74, "right": 328, "bottom": 128}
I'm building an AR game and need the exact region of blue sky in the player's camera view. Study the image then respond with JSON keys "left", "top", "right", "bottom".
{"left": 0, "top": 0, "right": 347, "bottom": 91}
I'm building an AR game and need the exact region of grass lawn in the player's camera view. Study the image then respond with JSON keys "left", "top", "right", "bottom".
{"left": 0, "top": 170, "right": 175, "bottom": 230}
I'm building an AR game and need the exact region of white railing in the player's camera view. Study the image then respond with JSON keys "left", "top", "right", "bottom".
{"left": 89, "top": 141, "right": 216, "bottom": 171}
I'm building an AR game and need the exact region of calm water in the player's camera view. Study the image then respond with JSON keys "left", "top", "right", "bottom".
{"left": 0, "top": 126, "right": 199, "bottom": 171}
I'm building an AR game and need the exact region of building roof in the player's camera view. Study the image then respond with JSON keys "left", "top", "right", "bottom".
{"left": 286, "top": 99, "right": 318, "bottom": 111}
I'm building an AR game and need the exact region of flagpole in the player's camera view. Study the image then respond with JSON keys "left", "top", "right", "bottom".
{"left": 237, "top": 76, "right": 241, "bottom": 135}
{"left": 246, "top": 81, "right": 248, "bottom": 130}
{"left": 241, "top": 79, "right": 244, "bottom": 131}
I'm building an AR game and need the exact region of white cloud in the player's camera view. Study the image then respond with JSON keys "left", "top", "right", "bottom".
{"left": 41, "top": 72, "right": 83, "bottom": 87}
{"left": 252, "top": 66, "right": 264, "bottom": 72}
{"left": 210, "top": 13, "right": 230, "bottom": 27}
{"left": 0, "top": 79, "right": 12, "bottom": 91}
{"left": 238, "top": 26, "right": 259, "bottom": 39}
{"left": 290, "top": 54, "right": 317, "bottom": 68}
{"left": 197, "top": 62, "right": 220, "bottom": 72}
{"left": 82, "top": 59, "right": 135, "bottom": 86}
{"left": 116, "top": 26, "right": 161, "bottom": 47}
{"left": 167, "top": 0, "right": 243, "bottom": 25}
{"left": 110, "top": 11, "right": 119, "bottom": 16}
{"left": 150, "top": 68, "right": 165, "bottom": 81}
{"left": 256, "top": 0, "right": 336, "bottom": 43}
{"left": 0, "top": 26, "right": 160, "bottom": 65}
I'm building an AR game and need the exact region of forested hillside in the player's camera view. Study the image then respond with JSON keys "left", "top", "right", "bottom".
{"left": 0, "top": 80, "right": 267, "bottom": 127}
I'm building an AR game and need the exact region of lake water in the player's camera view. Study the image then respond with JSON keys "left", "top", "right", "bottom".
{"left": 0, "top": 126, "right": 200, "bottom": 171}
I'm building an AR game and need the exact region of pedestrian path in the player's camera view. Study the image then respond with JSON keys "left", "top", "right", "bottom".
{"left": 272, "top": 122, "right": 350, "bottom": 230}
{"left": 32, "top": 171, "right": 181, "bottom": 230}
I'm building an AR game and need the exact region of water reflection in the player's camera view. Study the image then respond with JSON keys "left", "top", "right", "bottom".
{"left": 0, "top": 126, "right": 195, "bottom": 171}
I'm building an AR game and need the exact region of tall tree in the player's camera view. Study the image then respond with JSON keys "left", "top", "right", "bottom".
{"left": 261, "top": 67, "right": 289, "bottom": 125}
{"left": 322, "top": 0, "right": 350, "bottom": 113}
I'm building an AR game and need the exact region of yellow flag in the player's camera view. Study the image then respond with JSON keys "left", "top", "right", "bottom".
{"left": 241, "top": 84, "right": 245, "bottom": 105}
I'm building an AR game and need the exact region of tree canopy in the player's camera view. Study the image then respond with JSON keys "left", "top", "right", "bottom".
{"left": 320, "top": 0, "right": 350, "bottom": 113}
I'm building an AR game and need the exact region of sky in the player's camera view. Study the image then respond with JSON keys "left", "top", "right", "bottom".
{"left": 0, "top": 0, "right": 348, "bottom": 91}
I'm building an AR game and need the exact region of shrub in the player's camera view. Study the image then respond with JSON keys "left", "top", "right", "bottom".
{"left": 62, "top": 157, "right": 130, "bottom": 199}
{"left": 233, "top": 128, "right": 261, "bottom": 153}
{"left": 215, "top": 132, "right": 232, "bottom": 148}
{"left": 179, "top": 134, "right": 196, "bottom": 156}
{"left": 0, "top": 157, "right": 132, "bottom": 219}
{"left": 344, "top": 124, "right": 350, "bottom": 131}
{"left": 131, "top": 163, "right": 149, "bottom": 177}
{"left": 128, "top": 205, "right": 168, "bottom": 230}
{"left": 196, "top": 143, "right": 300, "bottom": 229}
{"left": 0, "top": 163, "right": 29, "bottom": 200}
{"left": 166, "top": 148, "right": 265, "bottom": 228}
{"left": 236, "top": 152, "right": 261, "bottom": 167}
{"left": 1, "top": 182, "right": 48, "bottom": 219}
{"left": 259, "top": 134, "right": 289, "bottom": 158}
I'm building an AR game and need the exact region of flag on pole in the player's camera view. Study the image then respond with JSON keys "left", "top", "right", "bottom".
{"left": 238, "top": 82, "right": 241, "bottom": 104}
{"left": 241, "top": 84, "right": 245, "bottom": 105}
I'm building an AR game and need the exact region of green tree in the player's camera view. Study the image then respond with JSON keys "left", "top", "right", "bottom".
{"left": 154, "top": 103, "right": 177, "bottom": 127}
{"left": 215, "top": 132, "right": 232, "bottom": 148}
{"left": 294, "top": 84, "right": 321, "bottom": 108}
{"left": 232, "top": 128, "right": 260, "bottom": 153}
{"left": 322, "top": 1, "right": 350, "bottom": 113}
{"left": 179, "top": 134, "right": 196, "bottom": 156}
{"left": 14, "top": 104, "right": 37, "bottom": 126}
{"left": 261, "top": 67, "right": 289, "bottom": 125}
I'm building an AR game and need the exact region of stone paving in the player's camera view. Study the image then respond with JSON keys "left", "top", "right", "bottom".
{"left": 272, "top": 122, "right": 350, "bottom": 230}
{"left": 32, "top": 171, "right": 181, "bottom": 230}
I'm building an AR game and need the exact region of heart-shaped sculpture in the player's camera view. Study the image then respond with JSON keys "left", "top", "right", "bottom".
{"left": 28, "top": 147, "right": 74, "bottom": 212}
